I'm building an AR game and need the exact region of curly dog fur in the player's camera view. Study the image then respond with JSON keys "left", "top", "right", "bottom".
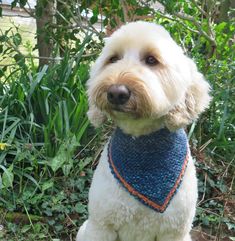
{"left": 76, "top": 21, "right": 211, "bottom": 241}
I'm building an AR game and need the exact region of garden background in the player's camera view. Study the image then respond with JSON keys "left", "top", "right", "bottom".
{"left": 0, "top": 0, "right": 234, "bottom": 240}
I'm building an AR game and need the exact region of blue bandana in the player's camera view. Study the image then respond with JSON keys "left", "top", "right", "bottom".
{"left": 108, "top": 128, "right": 189, "bottom": 213}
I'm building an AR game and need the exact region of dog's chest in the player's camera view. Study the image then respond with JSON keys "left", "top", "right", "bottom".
{"left": 89, "top": 142, "right": 197, "bottom": 241}
{"left": 117, "top": 221, "right": 157, "bottom": 241}
{"left": 108, "top": 128, "right": 189, "bottom": 213}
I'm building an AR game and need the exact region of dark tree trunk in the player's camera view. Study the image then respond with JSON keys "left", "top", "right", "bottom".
{"left": 56, "top": 0, "right": 66, "bottom": 57}
{"left": 36, "top": 0, "right": 54, "bottom": 68}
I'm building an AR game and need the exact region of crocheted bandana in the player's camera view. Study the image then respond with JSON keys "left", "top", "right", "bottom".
{"left": 108, "top": 128, "right": 189, "bottom": 213}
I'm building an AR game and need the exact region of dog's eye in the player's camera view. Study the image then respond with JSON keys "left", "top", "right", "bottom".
{"left": 145, "top": 56, "right": 158, "bottom": 66}
{"left": 108, "top": 55, "right": 119, "bottom": 64}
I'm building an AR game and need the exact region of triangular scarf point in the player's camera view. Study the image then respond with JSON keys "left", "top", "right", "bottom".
{"left": 108, "top": 128, "right": 189, "bottom": 213}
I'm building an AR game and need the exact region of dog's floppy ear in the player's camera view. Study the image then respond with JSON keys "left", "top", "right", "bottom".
{"left": 87, "top": 101, "right": 106, "bottom": 128}
{"left": 87, "top": 81, "right": 106, "bottom": 127}
{"left": 86, "top": 79, "right": 106, "bottom": 127}
{"left": 86, "top": 55, "right": 107, "bottom": 128}
{"left": 164, "top": 58, "right": 211, "bottom": 131}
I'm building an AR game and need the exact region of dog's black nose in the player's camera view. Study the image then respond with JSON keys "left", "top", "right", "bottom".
{"left": 107, "top": 85, "right": 130, "bottom": 105}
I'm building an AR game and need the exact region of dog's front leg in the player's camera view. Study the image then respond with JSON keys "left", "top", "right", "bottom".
{"left": 76, "top": 219, "right": 118, "bottom": 241}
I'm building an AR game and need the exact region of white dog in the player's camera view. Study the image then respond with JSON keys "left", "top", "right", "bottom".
{"left": 76, "top": 21, "right": 210, "bottom": 241}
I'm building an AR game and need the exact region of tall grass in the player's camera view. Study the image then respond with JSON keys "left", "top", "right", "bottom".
{"left": 0, "top": 37, "right": 92, "bottom": 210}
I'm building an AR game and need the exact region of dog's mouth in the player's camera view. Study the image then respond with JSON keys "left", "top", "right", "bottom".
{"left": 111, "top": 105, "right": 126, "bottom": 112}
{"left": 108, "top": 103, "right": 141, "bottom": 117}
{"left": 103, "top": 96, "right": 150, "bottom": 120}
{"left": 93, "top": 79, "right": 154, "bottom": 119}
{"left": 95, "top": 93, "right": 141, "bottom": 119}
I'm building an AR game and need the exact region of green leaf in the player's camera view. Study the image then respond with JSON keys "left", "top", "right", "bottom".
{"left": 76, "top": 119, "right": 89, "bottom": 143}
{"left": 42, "top": 180, "right": 54, "bottom": 192}
{"left": 13, "top": 53, "right": 23, "bottom": 62}
{"left": 79, "top": 157, "right": 92, "bottom": 171}
{"left": 11, "top": 0, "right": 17, "bottom": 9}
{"left": 0, "top": 35, "right": 7, "bottom": 42}
{"left": 50, "top": 136, "right": 78, "bottom": 172}
{"left": 62, "top": 158, "right": 73, "bottom": 176}
{"left": 22, "top": 172, "right": 41, "bottom": 190}
{"left": 0, "top": 66, "right": 7, "bottom": 78}
{"left": 13, "top": 33, "right": 22, "bottom": 46}
{"left": 1, "top": 164, "right": 14, "bottom": 188}
{"left": 135, "top": 7, "right": 150, "bottom": 16}
{"left": 0, "top": 117, "right": 20, "bottom": 141}
{"left": 19, "top": 0, "right": 27, "bottom": 7}
{"left": 50, "top": 150, "right": 66, "bottom": 172}
{"left": 28, "top": 65, "right": 48, "bottom": 97}
{"left": 62, "top": 101, "right": 69, "bottom": 135}
{"left": 21, "top": 225, "right": 31, "bottom": 233}
{"left": 90, "top": 15, "right": 98, "bottom": 24}
{"left": 74, "top": 203, "right": 86, "bottom": 214}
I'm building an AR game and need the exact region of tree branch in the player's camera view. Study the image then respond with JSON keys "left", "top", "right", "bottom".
{"left": 139, "top": 0, "right": 216, "bottom": 47}
{"left": 155, "top": 11, "right": 199, "bottom": 35}
{"left": 191, "top": 0, "right": 208, "bottom": 17}
{"left": 174, "top": 12, "right": 216, "bottom": 46}
{"left": 56, "top": 0, "right": 104, "bottom": 38}
{"left": 119, "top": 0, "right": 129, "bottom": 23}
{"left": 22, "top": 6, "right": 35, "bottom": 18}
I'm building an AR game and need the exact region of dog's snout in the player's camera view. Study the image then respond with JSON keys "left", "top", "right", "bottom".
{"left": 107, "top": 85, "right": 130, "bottom": 105}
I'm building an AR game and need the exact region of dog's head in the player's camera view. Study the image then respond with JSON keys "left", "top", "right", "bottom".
{"left": 87, "top": 21, "right": 211, "bottom": 136}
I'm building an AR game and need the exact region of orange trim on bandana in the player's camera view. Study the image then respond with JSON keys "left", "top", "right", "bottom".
{"left": 108, "top": 147, "right": 189, "bottom": 212}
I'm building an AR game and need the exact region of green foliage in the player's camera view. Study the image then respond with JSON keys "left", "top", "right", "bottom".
{"left": 0, "top": 32, "right": 95, "bottom": 239}
{"left": 154, "top": 4, "right": 235, "bottom": 238}
{"left": 0, "top": 0, "right": 234, "bottom": 240}
{"left": 156, "top": 16, "right": 235, "bottom": 158}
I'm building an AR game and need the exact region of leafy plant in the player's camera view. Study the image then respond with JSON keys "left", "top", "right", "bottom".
{"left": 0, "top": 32, "right": 94, "bottom": 229}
